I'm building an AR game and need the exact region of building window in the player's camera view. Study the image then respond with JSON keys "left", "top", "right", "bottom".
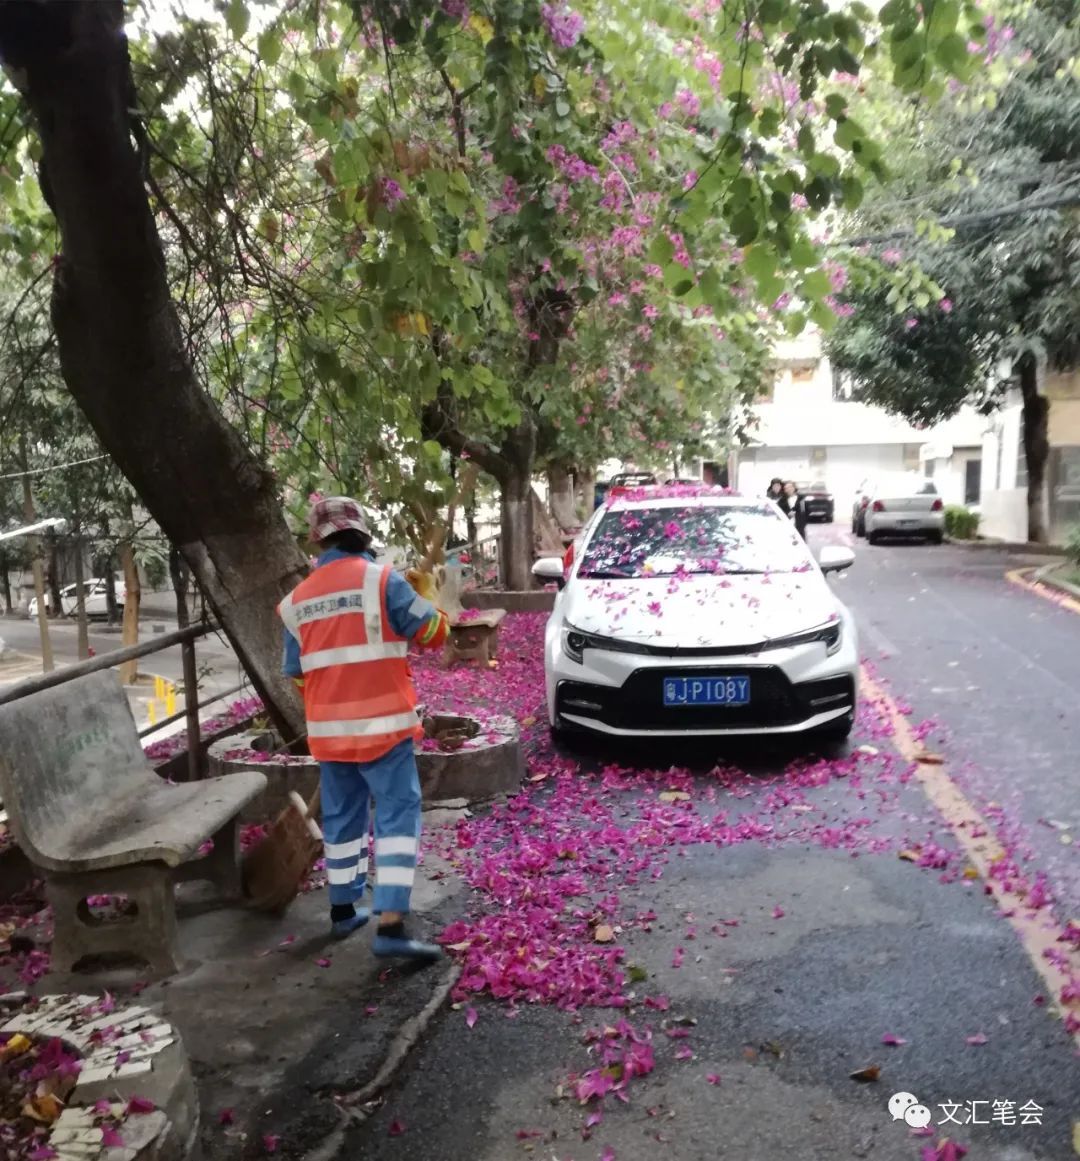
{"left": 902, "top": 444, "right": 921, "bottom": 472}
{"left": 964, "top": 459, "right": 981, "bottom": 505}
{"left": 790, "top": 362, "right": 817, "bottom": 383}
{"left": 924, "top": 459, "right": 936, "bottom": 479}
{"left": 831, "top": 366, "right": 848, "bottom": 400}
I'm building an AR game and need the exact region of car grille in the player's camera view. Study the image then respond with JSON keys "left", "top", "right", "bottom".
{"left": 557, "top": 669, "right": 855, "bottom": 731}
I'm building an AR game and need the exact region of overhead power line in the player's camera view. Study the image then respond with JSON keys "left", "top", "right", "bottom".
{"left": 0, "top": 453, "right": 109, "bottom": 482}
{"left": 833, "top": 187, "right": 1080, "bottom": 248}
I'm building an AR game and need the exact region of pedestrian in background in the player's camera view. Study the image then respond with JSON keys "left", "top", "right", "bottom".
{"left": 278, "top": 496, "right": 450, "bottom": 960}
{"left": 783, "top": 480, "right": 809, "bottom": 539}
{"left": 766, "top": 477, "right": 784, "bottom": 503}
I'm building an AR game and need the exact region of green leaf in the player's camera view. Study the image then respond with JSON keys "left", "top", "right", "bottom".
{"left": 422, "top": 440, "right": 443, "bottom": 460}
{"left": 257, "top": 29, "right": 281, "bottom": 66}
{"left": 742, "top": 244, "right": 776, "bottom": 283}
{"left": 555, "top": 97, "right": 571, "bottom": 117}
{"left": 672, "top": 279, "right": 694, "bottom": 297}
{"left": 648, "top": 234, "right": 675, "bottom": 266}
{"left": 226, "top": 0, "right": 250, "bottom": 39}
{"left": 801, "top": 269, "right": 832, "bottom": 301}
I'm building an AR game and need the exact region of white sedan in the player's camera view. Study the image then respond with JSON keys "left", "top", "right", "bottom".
{"left": 533, "top": 488, "right": 858, "bottom": 744}
{"left": 28, "top": 576, "right": 126, "bottom": 619}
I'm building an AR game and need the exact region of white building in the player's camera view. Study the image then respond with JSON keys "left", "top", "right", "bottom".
{"left": 734, "top": 330, "right": 987, "bottom": 520}
{"left": 980, "top": 369, "right": 1080, "bottom": 543}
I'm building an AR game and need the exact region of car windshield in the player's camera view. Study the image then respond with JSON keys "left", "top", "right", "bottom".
{"left": 577, "top": 504, "right": 815, "bottom": 578}
{"left": 876, "top": 473, "right": 938, "bottom": 496}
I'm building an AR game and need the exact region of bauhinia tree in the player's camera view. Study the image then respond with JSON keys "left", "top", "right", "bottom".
{"left": 826, "top": 0, "right": 1080, "bottom": 542}
{"left": 0, "top": 1, "right": 306, "bottom": 735}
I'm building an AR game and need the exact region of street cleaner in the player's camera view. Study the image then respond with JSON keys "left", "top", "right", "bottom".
{"left": 278, "top": 496, "right": 450, "bottom": 960}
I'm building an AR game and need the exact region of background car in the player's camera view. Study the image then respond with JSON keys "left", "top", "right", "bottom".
{"left": 800, "top": 480, "right": 834, "bottom": 523}
{"left": 860, "top": 474, "right": 944, "bottom": 544}
{"left": 533, "top": 490, "right": 858, "bottom": 745}
{"left": 28, "top": 575, "right": 127, "bottom": 619}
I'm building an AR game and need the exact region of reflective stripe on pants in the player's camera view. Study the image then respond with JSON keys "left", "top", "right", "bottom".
{"left": 319, "top": 737, "right": 422, "bottom": 914}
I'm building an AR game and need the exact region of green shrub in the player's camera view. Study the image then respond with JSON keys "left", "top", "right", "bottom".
{"left": 944, "top": 505, "right": 980, "bottom": 540}
{"left": 1065, "top": 524, "right": 1080, "bottom": 568}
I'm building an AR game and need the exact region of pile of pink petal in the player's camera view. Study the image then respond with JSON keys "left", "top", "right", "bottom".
{"left": 142, "top": 695, "right": 264, "bottom": 767}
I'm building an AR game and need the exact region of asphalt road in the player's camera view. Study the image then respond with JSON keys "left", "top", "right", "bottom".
{"left": 0, "top": 613, "right": 247, "bottom": 728}
{"left": 317, "top": 530, "right": 1078, "bottom": 1161}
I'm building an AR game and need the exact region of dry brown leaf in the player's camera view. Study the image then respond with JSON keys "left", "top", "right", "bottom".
{"left": 898, "top": 849, "right": 920, "bottom": 863}
{"left": 915, "top": 751, "right": 944, "bottom": 765}
{"left": 24, "top": 1093, "right": 65, "bottom": 1124}
{"left": 0, "top": 1033, "right": 32, "bottom": 1060}
{"left": 593, "top": 924, "right": 616, "bottom": 944}
{"left": 659, "top": 791, "right": 690, "bottom": 804}
{"left": 521, "top": 716, "right": 537, "bottom": 728}
{"left": 849, "top": 1065, "right": 881, "bottom": 1083}
{"left": 962, "top": 867, "right": 979, "bottom": 879}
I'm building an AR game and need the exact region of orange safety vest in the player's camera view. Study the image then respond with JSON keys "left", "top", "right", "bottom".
{"left": 278, "top": 556, "right": 422, "bottom": 763}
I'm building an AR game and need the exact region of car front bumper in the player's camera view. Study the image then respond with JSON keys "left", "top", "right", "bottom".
{"left": 545, "top": 621, "right": 859, "bottom": 738}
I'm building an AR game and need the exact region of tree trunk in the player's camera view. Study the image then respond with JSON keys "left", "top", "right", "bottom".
{"left": 117, "top": 540, "right": 141, "bottom": 685}
{"left": 0, "top": 549, "right": 11, "bottom": 614}
{"left": 103, "top": 555, "right": 119, "bottom": 625}
{"left": 0, "top": 2, "right": 304, "bottom": 737}
{"left": 73, "top": 529, "right": 90, "bottom": 660}
{"left": 45, "top": 535, "right": 63, "bottom": 620}
{"left": 20, "top": 450, "right": 54, "bottom": 672}
{"left": 547, "top": 464, "right": 577, "bottom": 530}
{"left": 574, "top": 468, "right": 596, "bottom": 521}
{"left": 500, "top": 479, "right": 532, "bottom": 591}
{"left": 1018, "top": 353, "right": 1050, "bottom": 545}
{"left": 169, "top": 546, "right": 190, "bottom": 628}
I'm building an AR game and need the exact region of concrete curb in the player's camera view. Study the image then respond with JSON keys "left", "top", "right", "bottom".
{"left": 948, "top": 536, "right": 1066, "bottom": 555}
{"left": 1032, "top": 561, "right": 1080, "bottom": 601}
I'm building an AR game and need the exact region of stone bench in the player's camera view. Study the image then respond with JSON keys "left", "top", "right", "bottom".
{"left": 443, "top": 609, "right": 506, "bottom": 668}
{"left": 0, "top": 671, "right": 266, "bottom": 979}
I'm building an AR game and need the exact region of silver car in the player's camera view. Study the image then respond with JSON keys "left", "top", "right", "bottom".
{"left": 859, "top": 474, "right": 944, "bottom": 544}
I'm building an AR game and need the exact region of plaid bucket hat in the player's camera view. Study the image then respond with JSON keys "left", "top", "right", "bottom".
{"left": 307, "top": 496, "right": 371, "bottom": 543}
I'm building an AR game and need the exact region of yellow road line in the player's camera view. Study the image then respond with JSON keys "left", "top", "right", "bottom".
{"left": 862, "top": 668, "right": 1080, "bottom": 1048}
{"left": 1006, "top": 567, "right": 1080, "bottom": 616}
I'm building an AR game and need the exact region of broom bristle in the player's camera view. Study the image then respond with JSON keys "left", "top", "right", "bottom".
{"left": 242, "top": 794, "right": 321, "bottom": 912}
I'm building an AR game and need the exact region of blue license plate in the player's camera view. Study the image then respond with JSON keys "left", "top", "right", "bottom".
{"left": 663, "top": 676, "right": 751, "bottom": 707}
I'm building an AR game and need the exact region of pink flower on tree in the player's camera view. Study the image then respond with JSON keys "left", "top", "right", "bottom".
{"left": 939, "top": 298, "right": 953, "bottom": 313}
{"left": 541, "top": 2, "right": 584, "bottom": 48}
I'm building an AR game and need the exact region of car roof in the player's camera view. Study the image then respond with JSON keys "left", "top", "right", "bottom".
{"left": 604, "top": 485, "right": 748, "bottom": 511}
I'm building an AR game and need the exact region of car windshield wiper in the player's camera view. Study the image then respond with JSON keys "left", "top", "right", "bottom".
{"left": 578, "top": 567, "right": 636, "bottom": 579}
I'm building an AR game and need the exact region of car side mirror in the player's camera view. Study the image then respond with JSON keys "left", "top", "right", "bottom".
{"left": 532, "top": 556, "right": 566, "bottom": 590}
{"left": 818, "top": 546, "right": 855, "bottom": 575}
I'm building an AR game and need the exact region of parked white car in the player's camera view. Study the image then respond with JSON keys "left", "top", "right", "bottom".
{"left": 533, "top": 488, "right": 859, "bottom": 744}
{"left": 28, "top": 575, "right": 126, "bottom": 619}
{"left": 856, "top": 474, "right": 944, "bottom": 544}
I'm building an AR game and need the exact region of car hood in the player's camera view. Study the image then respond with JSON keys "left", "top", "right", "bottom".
{"left": 565, "top": 571, "right": 838, "bottom": 649}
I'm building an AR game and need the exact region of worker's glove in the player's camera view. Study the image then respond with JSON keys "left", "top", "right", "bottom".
{"left": 405, "top": 568, "right": 440, "bottom": 605}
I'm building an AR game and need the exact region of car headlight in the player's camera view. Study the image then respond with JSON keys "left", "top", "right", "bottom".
{"left": 823, "top": 621, "right": 842, "bottom": 656}
{"left": 564, "top": 626, "right": 588, "bottom": 665}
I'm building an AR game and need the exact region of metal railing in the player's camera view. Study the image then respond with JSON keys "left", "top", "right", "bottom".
{"left": 0, "top": 621, "right": 224, "bottom": 783}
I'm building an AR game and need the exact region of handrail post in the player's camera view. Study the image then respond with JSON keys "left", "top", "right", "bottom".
{"left": 182, "top": 637, "right": 201, "bottom": 782}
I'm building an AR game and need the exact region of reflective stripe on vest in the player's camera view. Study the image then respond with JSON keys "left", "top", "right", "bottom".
{"left": 307, "top": 710, "right": 421, "bottom": 738}
{"left": 300, "top": 641, "right": 409, "bottom": 673}
{"left": 279, "top": 557, "right": 420, "bottom": 762}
